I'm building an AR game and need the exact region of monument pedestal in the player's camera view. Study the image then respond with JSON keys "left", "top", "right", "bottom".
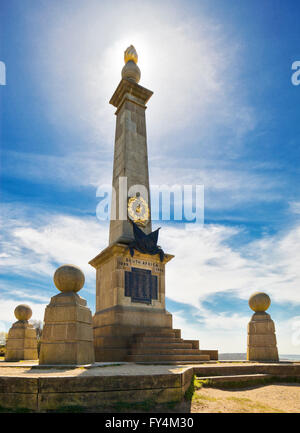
{"left": 90, "top": 244, "right": 218, "bottom": 362}
{"left": 247, "top": 312, "right": 279, "bottom": 361}
{"left": 5, "top": 321, "right": 38, "bottom": 361}
{"left": 39, "top": 292, "right": 95, "bottom": 365}
{"left": 90, "top": 244, "right": 173, "bottom": 361}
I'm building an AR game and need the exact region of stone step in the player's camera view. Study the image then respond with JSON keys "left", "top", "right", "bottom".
{"left": 141, "top": 329, "right": 181, "bottom": 338}
{"left": 196, "top": 373, "right": 272, "bottom": 385}
{"left": 129, "top": 348, "right": 203, "bottom": 355}
{"left": 131, "top": 342, "right": 194, "bottom": 350}
{"left": 184, "top": 340, "right": 200, "bottom": 350}
{"left": 127, "top": 354, "right": 210, "bottom": 362}
{"left": 172, "top": 329, "right": 182, "bottom": 338}
{"left": 199, "top": 350, "right": 218, "bottom": 361}
{"left": 132, "top": 336, "right": 183, "bottom": 344}
{"left": 134, "top": 333, "right": 177, "bottom": 340}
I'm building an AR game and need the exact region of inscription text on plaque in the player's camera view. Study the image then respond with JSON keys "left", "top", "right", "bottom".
{"left": 125, "top": 267, "right": 158, "bottom": 304}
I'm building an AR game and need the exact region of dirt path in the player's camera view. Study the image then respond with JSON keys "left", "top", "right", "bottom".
{"left": 191, "top": 384, "right": 300, "bottom": 413}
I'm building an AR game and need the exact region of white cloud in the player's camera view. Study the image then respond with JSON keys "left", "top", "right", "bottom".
{"left": 289, "top": 201, "right": 300, "bottom": 215}
{"left": 163, "top": 223, "right": 300, "bottom": 306}
{"left": 172, "top": 310, "right": 249, "bottom": 352}
{"left": 0, "top": 212, "right": 106, "bottom": 281}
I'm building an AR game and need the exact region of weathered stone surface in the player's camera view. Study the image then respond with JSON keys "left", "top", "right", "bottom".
{"left": 5, "top": 320, "right": 38, "bottom": 361}
{"left": 249, "top": 292, "right": 271, "bottom": 312}
{"left": 53, "top": 264, "right": 85, "bottom": 293}
{"left": 198, "top": 350, "right": 218, "bottom": 360}
{"left": 39, "top": 373, "right": 181, "bottom": 393}
{"left": 247, "top": 312, "right": 279, "bottom": 361}
{"left": 38, "top": 388, "right": 182, "bottom": 411}
{"left": 248, "top": 333, "right": 277, "bottom": 346}
{"left": 39, "top": 341, "right": 95, "bottom": 365}
{"left": 122, "top": 59, "right": 141, "bottom": 83}
{"left": 14, "top": 304, "right": 32, "bottom": 321}
{"left": 247, "top": 346, "right": 279, "bottom": 361}
{"left": 108, "top": 79, "right": 153, "bottom": 245}
{"left": 193, "top": 363, "right": 300, "bottom": 377}
{"left": 0, "top": 393, "right": 37, "bottom": 411}
{"left": 0, "top": 376, "right": 38, "bottom": 394}
{"left": 39, "top": 291, "right": 95, "bottom": 365}
{"left": 248, "top": 318, "right": 275, "bottom": 334}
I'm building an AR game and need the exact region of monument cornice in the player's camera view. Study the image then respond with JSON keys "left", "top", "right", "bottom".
{"left": 109, "top": 78, "right": 153, "bottom": 109}
{"left": 89, "top": 242, "right": 174, "bottom": 269}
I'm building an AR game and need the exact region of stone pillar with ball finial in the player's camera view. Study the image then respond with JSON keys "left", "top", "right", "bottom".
{"left": 247, "top": 292, "right": 279, "bottom": 361}
{"left": 39, "top": 264, "right": 95, "bottom": 365}
{"left": 5, "top": 304, "right": 38, "bottom": 361}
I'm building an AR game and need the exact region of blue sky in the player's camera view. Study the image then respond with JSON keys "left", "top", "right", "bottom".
{"left": 1, "top": 0, "right": 300, "bottom": 353}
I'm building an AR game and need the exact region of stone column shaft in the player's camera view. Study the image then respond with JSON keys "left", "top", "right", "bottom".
{"left": 109, "top": 78, "right": 153, "bottom": 245}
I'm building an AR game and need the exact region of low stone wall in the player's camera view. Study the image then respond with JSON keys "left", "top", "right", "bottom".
{"left": 193, "top": 363, "right": 300, "bottom": 377}
{"left": 0, "top": 363, "right": 299, "bottom": 412}
{"left": 0, "top": 367, "right": 193, "bottom": 412}
{"left": 0, "top": 376, "right": 38, "bottom": 411}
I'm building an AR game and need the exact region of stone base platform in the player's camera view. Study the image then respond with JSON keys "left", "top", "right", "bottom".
{"left": 90, "top": 244, "right": 219, "bottom": 363}
{"left": 93, "top": 311, "right": 218, "bottom": 363}
{"left": 0, "top": 360, "right": 300, "bottom": 412}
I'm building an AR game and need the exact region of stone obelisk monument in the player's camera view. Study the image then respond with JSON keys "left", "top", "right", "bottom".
{"left": 109, "top": 45, "right": 153, "bottom": 244}
{"left": 90, "top": 46, "right": 218, "bottom": 362}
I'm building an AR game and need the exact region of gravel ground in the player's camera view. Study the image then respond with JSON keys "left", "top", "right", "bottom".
{"left": 191, "top": 384, "right": 300, "bottom": 413}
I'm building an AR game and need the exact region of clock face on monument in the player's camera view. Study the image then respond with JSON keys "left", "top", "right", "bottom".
{"left": 127, "top": 196, "right": 149, "bottom": 227}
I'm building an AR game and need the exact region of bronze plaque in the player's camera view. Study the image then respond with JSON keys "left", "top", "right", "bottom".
{"left": 125, "top": 267, "right": 158, "bottom": 304}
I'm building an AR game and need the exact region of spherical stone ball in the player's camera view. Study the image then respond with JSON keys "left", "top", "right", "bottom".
{"left": 14, "top": 304, "right": 32, "bottom": 321}
{"left": 53, "top": 264, "right": 85, "bottom": 293}
{"left": 249, "top": 292, "right": 271, "bottom": 312}
{"left": 122, "top": 60, "right": 141, "bottom": 83}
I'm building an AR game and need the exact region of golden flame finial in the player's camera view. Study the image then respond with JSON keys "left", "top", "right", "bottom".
{"left": 124, "top": 45, "right": 138, "bottom": 64}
